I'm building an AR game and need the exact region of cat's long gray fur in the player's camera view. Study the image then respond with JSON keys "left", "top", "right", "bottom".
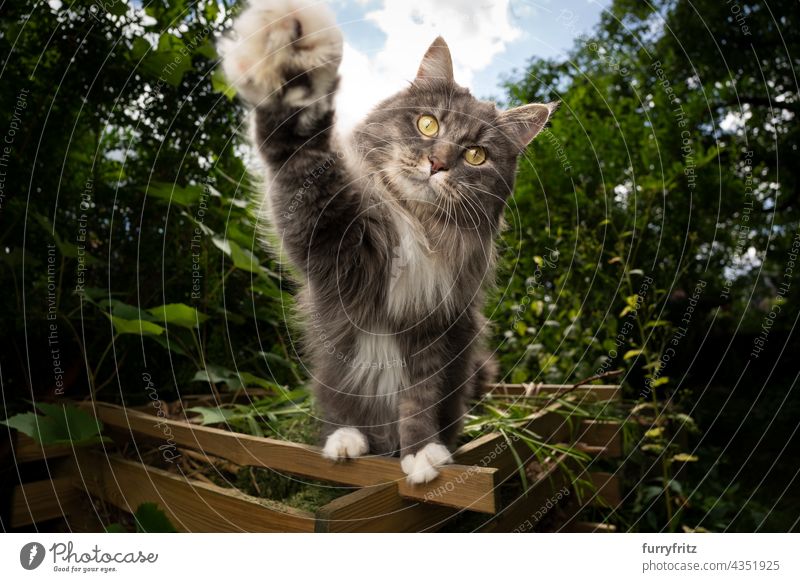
{"left": 221, "top": 0, "right": 556, "bottom": 483}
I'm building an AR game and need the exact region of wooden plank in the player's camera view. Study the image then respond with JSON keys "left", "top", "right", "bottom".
{"left": 74, "top": 451, "right": 315, "bottom": 533}
{"left": 457, "top": 412, "right": 622, "bottom": 479}
{"left": 578, "top": 420, "right": 623, "bottom": 458}
{"left": 315, "top": 483, "right": 455, "bottom": 533}
{"left": 487, "top": 383, "right": 621, "bottom": 401}
{"left": 11, "top": 477, "right": 81, "bottom": 527}
{"left": 87, "top": 402, "right": 498, "bottom": 514}
{"left": 588, "top": 471, "right": 621, "bottom": 508}
{"left": 564, "top": 521, "right": 617, "bottom": 533}
{"left": 481, "top": 464, "right": 619, "bottom": 533}
{"left": 455, "top": 404, "right": 569, "bottom": 464}
{"left": 15, "top": 435, "right": 73, "bottom": 463}
{"left": 480, "top": 453, "right": 571, "bottom": 532}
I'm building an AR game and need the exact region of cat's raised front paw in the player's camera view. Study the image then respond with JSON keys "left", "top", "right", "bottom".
{"left": 400, "top": 442, "right": 453, "bottom": 485}
{"left": 219, "top": 0, "right": 342, "bottom": 106}
{"left": 321, "top": 427, "right": 369, "bottom": 461}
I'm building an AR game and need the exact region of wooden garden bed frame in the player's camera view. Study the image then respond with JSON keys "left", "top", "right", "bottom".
{"left": 8, "top": 383, "right": 624, "bottom": 532}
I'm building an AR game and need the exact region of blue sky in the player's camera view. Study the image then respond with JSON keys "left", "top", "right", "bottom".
{"left": 330, "top": 0, "right": 609, "bottom": 128}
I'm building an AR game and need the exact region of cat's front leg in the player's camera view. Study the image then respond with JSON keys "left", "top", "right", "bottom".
{"left": 219, "top": 0, "right": 342, "bottom": 125}
{"left": 398, "top": 377, "right": 454, "bottom": 485}
{"left": 321, "top": 427, "right": 369, "bottom": 461}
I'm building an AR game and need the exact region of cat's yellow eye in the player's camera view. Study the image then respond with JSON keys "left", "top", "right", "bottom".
{"left": 464, "top": 146, "right": 486, "bottom": 166}
{"left": 417, "top": 114, "right": 439, "bottom": 137}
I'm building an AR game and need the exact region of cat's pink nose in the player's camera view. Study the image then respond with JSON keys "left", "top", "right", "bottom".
{"left": 429, "top": 155, "right": 449, "bottom": 174}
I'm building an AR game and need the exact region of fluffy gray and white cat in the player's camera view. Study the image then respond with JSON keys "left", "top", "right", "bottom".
{"left": 221, "top": 0, "right": 556, "bottom": 484}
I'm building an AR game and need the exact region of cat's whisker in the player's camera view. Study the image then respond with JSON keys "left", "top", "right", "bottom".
{"left": 460, "top": 194, "right": 484, "bottom": 229}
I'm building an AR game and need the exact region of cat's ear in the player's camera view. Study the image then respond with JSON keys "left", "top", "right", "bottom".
{"left": 415, "top": 36, "right": 454, "bottom": 84}
{"left": 498, "top": 101, "right": 560, "bottom": 150}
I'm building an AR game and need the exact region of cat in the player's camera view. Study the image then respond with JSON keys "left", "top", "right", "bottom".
{"left": 220, "top": 0, "right": 557, "bottom": 484}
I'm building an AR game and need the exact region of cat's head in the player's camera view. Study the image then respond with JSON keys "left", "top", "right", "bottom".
{"left": 353, "top": 37, "right": 557, "bottom": 230}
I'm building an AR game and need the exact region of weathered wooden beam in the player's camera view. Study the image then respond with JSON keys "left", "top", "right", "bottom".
{"left": 479, "top": 464, "right": 620, "bottom": 532}
{"left": 453, "top": 405, "right": 624, "bottom": 484}
{"left": 14, "top": 435, "right": 73, "bottom": 463}
{"left": 564, "top": 521, "right": 618, "bottom": 533}
{"left": 87, "top": 402, "right": 498, "bottom": 514}
{"left": 480, "top": 452, "right": 571, "bottom": 532}
{"left": 588, "top": 471, "right": 621, "bottom": 508}
{"left": 578, "top": 420, "right": 623, "bottom": 458}
{"left": 11, "top": 477, "right": 81, "bottom": 528}
{"left": 487, "top": 383, "right": 621, "bottom": 401}
{"left": 74, "top": 451, "right": 315, "bottom": 532}
{"left": 315, "top": 483, "right": 456, "bottom": 532}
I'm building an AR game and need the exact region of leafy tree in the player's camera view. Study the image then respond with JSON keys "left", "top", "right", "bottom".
{"left": 495, "top": 0, "right": 799, "bottom": 531}
{"left": 1, "top": 0, "right": 797, "bottom": 531}
{"left": 0, "top": 0, "right": 298, "bottom": 406}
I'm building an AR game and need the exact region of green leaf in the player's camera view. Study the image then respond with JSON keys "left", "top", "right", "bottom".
{"left": 641, "top": 485, "right": 663, "bottom": 503}
{"left": 672, "top": 413, "right": 699, "bottom": 433}
{"left": 147, "top": 303, "right": 208, "bottom": 328}
{"left": 30, "top": 212, "right": 99, "bottom": 264}
{"left": 1, "top": 412, "right": 43, "bottom": 441}
{"left": 105, "top": 1, "right": 127, "bottom": 17}
{"left": 623, "top": 349, "right": 643, "bottom": 360}
{"left": 109, "top": 315, "right": 165, "bottom": 336}
{"left": 135, "top": 503, "right": 177, "bottom": 533}
{"left": 510, "top": 368, "right": 528, "bottom": 383}
{"left": 192, "top": 364, "right": 243, "bottom": 391}
{"left": 211, "top": 68, "right": 236, "bottom": 100}
{"left": 671, "top": 453, "right": 699, "bottom": 463}
{"left": 187, "top": 406, "right": 235, "bottom": 425}
{"left": 645, "top": 427, "right": 664, "bottom": 439}
{"left": 204, "top": 0, "right": 220, "bottom": 22}
{"left": 239, "top": 372, "right": 282, "bottom": 391}
{"left": 131, "top": 37, "right": 150, "bottom": 61}
{"left": 667, "top": 479, "right": 684, "bottom": 496}
{"left": 139, "top": 33, "right": 192, "bottom": 87}
{"left": 258, "top": 351, "right": 295, "bottom": 370}
{"left": 1, "top": 403, "right": 108, "bottom": 447}
{"left": 100, "top": 299, "right": 153, "bottom": 321}
{"left": 147, "top": 182, "right": 206, "bottom": 206}
{"left": 212, "top": 237, "right": 262, "bottom": 273}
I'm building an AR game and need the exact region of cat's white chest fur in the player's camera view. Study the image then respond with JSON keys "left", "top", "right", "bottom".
{"left": 346, "top": 331, "right": 407, "bottom": 410}
{"left": 386, "top": 217, "right": 452, "bottom": 317}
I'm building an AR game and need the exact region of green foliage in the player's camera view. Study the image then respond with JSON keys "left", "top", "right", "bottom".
{"left": 186, "top": 387, "right": 312, "bottom": 439}
{"left": 2, "top": 0, "right": 797, "bottom": 532}
{"left": 1, "top": 402, "right": 108, "bottom": 446}
{"left": 134, "top": 502, "right": 178, "bottom": 533}
{"left": 494, "top": 0, "right": 800, "bottom": 531}
{"left": 106, "top": 502, "right": 177, "bottom": 533}
{"left": 0, "top": 0, "right": 303, "bottom": 406}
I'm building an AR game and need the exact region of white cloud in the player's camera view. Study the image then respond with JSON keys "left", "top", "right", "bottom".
{"left": 335, "top": 0, "right": 520, "bottom": 132}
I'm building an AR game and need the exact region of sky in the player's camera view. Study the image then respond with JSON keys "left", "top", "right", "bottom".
{"left": 330, "top": 0, "right": 610, "bottom": 129}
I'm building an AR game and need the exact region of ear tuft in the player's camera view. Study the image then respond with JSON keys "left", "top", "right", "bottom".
{"left": 499, "top": 101, "right": 560, "bottom": 150}
{"left": 415, "top": 36, "right": 454, "bottom": 84}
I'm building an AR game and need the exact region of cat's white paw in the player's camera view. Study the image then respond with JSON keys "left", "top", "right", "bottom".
{"left": 321, "top": 427, "right": 369, "bottom": 461}
{"left": 219, "top": 0, "right": 342, "bottom": 106}
{"left": 400, "top": 442, "right": 453, "bottom": 485}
